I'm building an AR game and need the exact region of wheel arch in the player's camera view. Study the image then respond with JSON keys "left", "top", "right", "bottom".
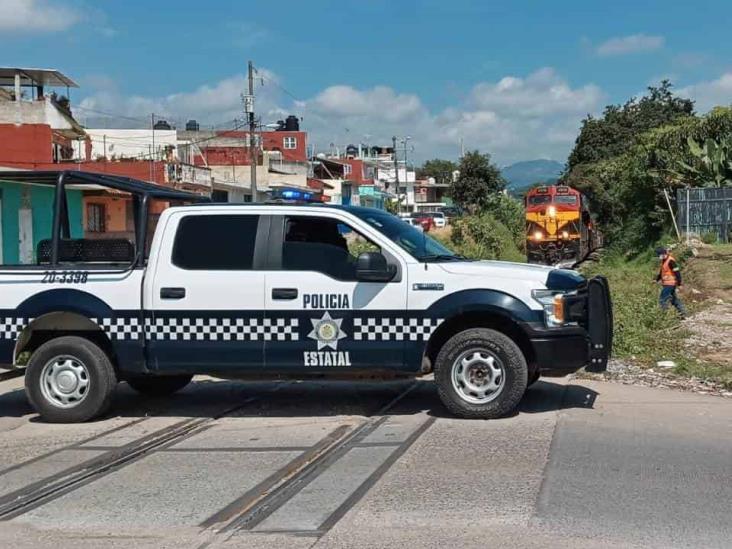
{"left": 14, "top": 311, "right": 117, "bottom": 367}
{"left": 423, "top": 309, "right": 536, "bottom": 376}
{"left": 13, "top": 288, "right": 118, "bottom": 367}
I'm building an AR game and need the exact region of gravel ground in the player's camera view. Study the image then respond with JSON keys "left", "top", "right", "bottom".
{"left": 575, "top": 359, "right": 732, "bottom": 398}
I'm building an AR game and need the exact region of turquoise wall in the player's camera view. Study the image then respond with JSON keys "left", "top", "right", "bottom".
{"left": 0, "top": 181, "right": 83, "bottom": 264}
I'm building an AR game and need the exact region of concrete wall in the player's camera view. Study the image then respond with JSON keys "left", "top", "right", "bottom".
{"left": 84, "top": 129, "right": 179, "bottom": 161}
{"left": 0, "top": 98, "right": 77, "bottom": 130}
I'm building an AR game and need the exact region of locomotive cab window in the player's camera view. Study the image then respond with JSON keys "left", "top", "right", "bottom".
{"left": 528, "top": 195, "right": 552, "bottom": 205}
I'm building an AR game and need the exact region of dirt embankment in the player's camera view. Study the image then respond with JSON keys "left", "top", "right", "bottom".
{"left": 682, "top": 244, "right": 732, "bottom": 369}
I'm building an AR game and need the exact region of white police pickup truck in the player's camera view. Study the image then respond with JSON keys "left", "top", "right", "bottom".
{"left": 0, "top": 171, "right": 611, "bottom": 423}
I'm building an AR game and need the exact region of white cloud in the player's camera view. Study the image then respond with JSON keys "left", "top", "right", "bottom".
{"left": 678, "top": 73, "right": 732, "bottom": 113}
{"left": 77, "top": 70, "right": 286, "bottom": 130}
{"left": 0, "top": 0, "right": 81, "bottom": 32}
{"left": 77, "top": 68, "right": 606, "bottom": 165}
{"left": 468, "top": 68, "right": 603, "bottom": 117}
{"left": 311, "top": 85, "right": 424, "bottom": 123}
{"left": 596, "top": 34, "right": 665, "bottom": 57}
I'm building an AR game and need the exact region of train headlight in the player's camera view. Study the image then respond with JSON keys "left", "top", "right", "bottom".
{"left": 533, "top": 230, "right": 543, "bottom": 241}
{"left": 547, "top": 205, "right": 557, "bottom": 218}
{"left": 561, "top": 230, "right": 569, "bottom": 239}
{"left": 532, "top": 289, "right": 566, "bottom": 327}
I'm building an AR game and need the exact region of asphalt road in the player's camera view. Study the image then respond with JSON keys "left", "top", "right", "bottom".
{"left": 0, "top": 373, "right": 729, "bottom": 549}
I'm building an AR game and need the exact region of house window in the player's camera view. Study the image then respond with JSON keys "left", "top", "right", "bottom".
{"left": 283, "top": 137, "right": 297, "bottom": 149}
{"left": 87, "top": 203, "right": 106, "bottom": 233}
{"left": 343, "top": 164, "right": 352, "bottom": 176}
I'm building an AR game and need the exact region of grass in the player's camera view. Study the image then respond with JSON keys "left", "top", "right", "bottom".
{"left": 583, "top": 244, "right": 732, "bottom": 389}
{"left": 581, "top": 250, "right": 690, "bottom": 365}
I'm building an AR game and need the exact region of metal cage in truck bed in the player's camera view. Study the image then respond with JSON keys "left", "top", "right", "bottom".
{"left": 0, "top": 170, "right": 209, "bottom": 268}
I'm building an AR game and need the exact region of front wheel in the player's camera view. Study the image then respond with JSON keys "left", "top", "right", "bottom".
{"left": 25, "top": 336, "right": 117, "bottom": 423}
{"left": 434, "top": 328, "right": 527, "bottom": 419}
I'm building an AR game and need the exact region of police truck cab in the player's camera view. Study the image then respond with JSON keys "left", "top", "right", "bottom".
{"left": 0, "top": 171, "right": 612, "bottom": 422}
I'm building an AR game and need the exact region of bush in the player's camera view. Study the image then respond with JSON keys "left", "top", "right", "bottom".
{"left": 447, "top": 213, "right": 524, "bottom": 262}
{"left": 701, "top": 231, "right": 719, "bottom": 244}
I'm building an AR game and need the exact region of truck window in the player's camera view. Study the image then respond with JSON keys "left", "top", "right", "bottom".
{"left": 282, "top": 216, "right": 379, "bottom": 281}
{"left": 172, "top": 214, "right": 259, "bottom": 270}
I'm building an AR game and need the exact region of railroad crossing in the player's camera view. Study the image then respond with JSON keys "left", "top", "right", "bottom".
{"left": 0, "top": 374, "right": 729, "bottom": 548}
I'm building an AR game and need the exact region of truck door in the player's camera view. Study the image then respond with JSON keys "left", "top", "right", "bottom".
{"left": 263, "top": 213, "right": 409, "bottom": 372}
{"left": 145, "top": 211, "right": 267, "bottom": 372}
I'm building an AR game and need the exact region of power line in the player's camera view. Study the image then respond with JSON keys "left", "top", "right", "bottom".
{"left": 257, "top": 71, "right": 303, "bottom": 105}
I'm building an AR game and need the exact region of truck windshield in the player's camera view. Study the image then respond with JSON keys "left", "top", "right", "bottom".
{"left": 351, "top": 210, "right": 462, "bottom": 261}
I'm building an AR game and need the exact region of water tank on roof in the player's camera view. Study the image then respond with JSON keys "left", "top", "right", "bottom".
{"left": 186, "top": 119, "right": 200, "bottom": 131}
{"left": 153, "top": 119, "right": 172, "bottom": 130}
{"left": 285, "top": 115, "right": 300, "bottom": 131}
{"left": 346, "top": 144, "right": 358, "bottom": 158}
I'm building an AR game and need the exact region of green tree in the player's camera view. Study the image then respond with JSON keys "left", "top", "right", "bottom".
{"left": 449, "top": 150, "right": 505, "bottom": 212}
{"left": 417, "top": 158, "right": 457, "bottom": 185}
{"left": 674, "top": 136, "right": 732, "bottom": 187}
{"left": 567, "top": 80, "right": 695, "bottom": 170}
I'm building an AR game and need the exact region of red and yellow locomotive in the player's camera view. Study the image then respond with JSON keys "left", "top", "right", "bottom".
{"left": 524, "top": 185, "right": 601, "bottom": 265}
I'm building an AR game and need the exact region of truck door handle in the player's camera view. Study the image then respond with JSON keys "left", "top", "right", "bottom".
{"left": 160, "top": 287, "right": 186, "bottom": 300}
{"left": 272, "top": 288, "right": 298, "bottom": 300}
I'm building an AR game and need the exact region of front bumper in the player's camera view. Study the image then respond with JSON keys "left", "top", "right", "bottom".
{"left": 523, "top": 276, "right": 613, "bottom": 375}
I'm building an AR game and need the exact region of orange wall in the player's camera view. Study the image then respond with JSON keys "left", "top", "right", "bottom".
{"left": 0, "top": 124, "right": 54, "bottom": 164}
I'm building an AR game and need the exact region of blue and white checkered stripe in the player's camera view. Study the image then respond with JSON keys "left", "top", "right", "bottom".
{"left": 353, "top": 317, "right": 443, "bottom": 341}
{"left": 144, "top": 317, "right": 299, "bottom": 342}
{"left": 0, "top": 317, "right": 33, "bottom": 340}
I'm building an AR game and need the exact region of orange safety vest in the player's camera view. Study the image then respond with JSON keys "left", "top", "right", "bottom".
{"left": 660, "top": 255, "right": 678, "bottom": 286}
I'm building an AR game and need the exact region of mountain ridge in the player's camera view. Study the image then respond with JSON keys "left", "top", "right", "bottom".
{"left": 501, "top": 159, "right": 564, "bottom": 193}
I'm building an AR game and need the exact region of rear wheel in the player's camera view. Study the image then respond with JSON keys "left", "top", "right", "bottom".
{"left": 126, "top": 375, "right": 193, "bottom": 396}
{"left": 435, "top": 328, "right": 527, "bottom": 419}
{"left": 25, "top": 336, "right": 117, "bottom": 423}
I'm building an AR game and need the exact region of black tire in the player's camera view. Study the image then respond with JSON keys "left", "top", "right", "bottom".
{"left": 25, "top": 336, "right": 117, "bottom": 423}
{"left": 434, "top": 328, "right": 528, "bottom": 419}
{"left": 126, "top": 375, "right": 192, "bottom": 397}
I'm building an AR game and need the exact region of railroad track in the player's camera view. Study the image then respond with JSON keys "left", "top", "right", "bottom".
{"left": 0, "top": 379, "right": 434, "bottom": 544}
{"left": 0, "top": 369, "right": 23, "bottom": 383}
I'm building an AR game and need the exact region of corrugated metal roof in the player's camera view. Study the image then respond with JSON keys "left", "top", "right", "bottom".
{"left": 0, "top": 68, "right": 79, "bottom": 88}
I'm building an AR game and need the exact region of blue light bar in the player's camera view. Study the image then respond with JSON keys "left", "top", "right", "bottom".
{"left": 274, "top": 188, "right": 317, "bottom": 202}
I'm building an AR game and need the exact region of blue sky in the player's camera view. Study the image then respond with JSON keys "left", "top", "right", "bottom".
{"left": 1, "top": 0, "right": 731, "bottom": 164}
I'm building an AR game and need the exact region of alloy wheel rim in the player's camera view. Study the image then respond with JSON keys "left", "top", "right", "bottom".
{"left": 451, "top": 348, "right": 505, "bottom": 404}
{"left": 40, "top": 355, "right": 91, "bottom": 408}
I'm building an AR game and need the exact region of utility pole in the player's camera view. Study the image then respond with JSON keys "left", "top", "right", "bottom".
{"left": 150, "top": 113, "right": 155, "bottom": 183}
{"left": 392, "top": 135, "right": 399, "bottom": 195}
{"left": 247, "top": 61, "right": 257, "bottom": 196}
{"left": 402, "top": 137, "right": 412, "bottom": 213}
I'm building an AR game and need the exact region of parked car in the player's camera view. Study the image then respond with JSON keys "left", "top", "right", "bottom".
{"left": 426, "top": 211, "right": 447, "bottom": 229}
{"left": 413, "top": 214, "right": 434, "bottom": 232}
{"left": 403, "top": 217, "right": 424, "bottom": 231}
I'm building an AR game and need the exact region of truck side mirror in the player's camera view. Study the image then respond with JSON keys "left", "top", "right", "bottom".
{"left": 355, "top": 252, "right": 396, "bottom": 282}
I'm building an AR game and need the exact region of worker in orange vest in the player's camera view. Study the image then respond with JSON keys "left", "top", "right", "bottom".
{"left": 655, "top": 247, "right": 686, "bottom": 317}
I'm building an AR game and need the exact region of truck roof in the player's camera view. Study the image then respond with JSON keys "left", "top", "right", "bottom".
{"left": 183, "top": 201, "right": 387, "bottom": 216}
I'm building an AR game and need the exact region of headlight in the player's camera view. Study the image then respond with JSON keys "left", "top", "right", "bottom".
{"left": 561, "top": 230, "right": 569, "bottom": 239}
{"left": 533, "top": 230, "right": 543, "bottom": 241}
{"left": 547, "top": 205, "right": 557, "bottom": 217}
{"left": 531, "top": 289, "right": 566, "bottom": 327}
